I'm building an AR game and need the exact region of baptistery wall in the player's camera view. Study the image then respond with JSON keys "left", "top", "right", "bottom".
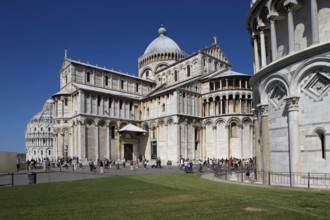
{"left": 247, "top": 0, "right": 330, "bottom": 184}
{"left": 25, "top": 99, "right": 54, "bottom": 161}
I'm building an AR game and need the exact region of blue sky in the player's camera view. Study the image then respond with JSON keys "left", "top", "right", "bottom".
{"left": 0, "top": 0, "right": 253, "bottom": 153}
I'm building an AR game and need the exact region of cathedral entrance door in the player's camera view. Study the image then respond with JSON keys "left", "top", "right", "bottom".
{"left": 124, "top": 144, "right": 133, "bottom": 161}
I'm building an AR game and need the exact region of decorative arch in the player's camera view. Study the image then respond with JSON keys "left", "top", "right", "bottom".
{"left": 291, "top": 58, "right": 330, "bottom": 95}
{"left": 155, "top": 62, "right": 169, "bottom": 72}
{"left": 98, "top": 120, "right": 106, "bottom": 127}
{"left": 313, "top": 127, "right": 327, "bottom": 135}
{"left": 261, "top": 74, "right": 289, "bottom": 105}
{"left": 166, "top": 117, "right": 174, "bottom": 125}
{"left": 203, "top": 119, "right": 214, "bottom": 127}
{"left": 242, "top": 117, "right": 253, "bottom": 125}
{"left": 85, "top": 118, "right": 95, "bottom": 126}
{"left": 141, "top": 121, "right": 149, "bottom": 129}
{"left": 157, "top": 119, "right": 165, "bottom": 127}
{"left": 227, "top": 117, "right": 240, "bottom": 126}
{"left": 109, "top": 121, "right": 118, "bottom": 128}
{"left": 215, "top": 118, "right": 226, "bottom": 125}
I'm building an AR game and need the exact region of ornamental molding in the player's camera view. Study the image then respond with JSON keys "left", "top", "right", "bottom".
{"left": 301, "top": 71, "right": 330, "bottom": 102}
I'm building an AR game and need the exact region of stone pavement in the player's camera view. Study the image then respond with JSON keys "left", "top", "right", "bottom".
{"left": 0, "top": 165, "right": 215, "bottom": 186}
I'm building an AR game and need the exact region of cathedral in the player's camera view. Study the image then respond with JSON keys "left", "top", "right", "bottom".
{"left": 25, "top": 25, "right": 254, "bottom": 164}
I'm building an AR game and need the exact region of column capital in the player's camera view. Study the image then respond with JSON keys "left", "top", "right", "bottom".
{"left": 257, "top": 104, "right": 269, "bottom": 117}
{"left": 257, "top": 24, "right": 266, "bottom": 32}
{"left": 284, "top": 96, "right": 300, "bottom": 112}
{"left": 284, "top": 1, "right": 298, "bottom": 12}
{"left": 267, "top": 13, "right": 278, "bottom": 22}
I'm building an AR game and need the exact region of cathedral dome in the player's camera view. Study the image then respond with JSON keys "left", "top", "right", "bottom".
{"left": 138, "top": 25, "right": 187, "bottom": 74}
{"left": 144, "top": 25, "right": 183, "bottom": 55}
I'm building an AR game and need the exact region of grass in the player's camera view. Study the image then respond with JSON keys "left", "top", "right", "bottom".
{"left": 1, "top": 174, "right": 330, "bottom": 219}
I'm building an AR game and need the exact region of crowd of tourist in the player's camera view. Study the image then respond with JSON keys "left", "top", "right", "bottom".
{"left": 179, "top": 156, "right": 256, "bottom": 177}
{"left": 22, "top": 156, "right": 256, "bottom": 178}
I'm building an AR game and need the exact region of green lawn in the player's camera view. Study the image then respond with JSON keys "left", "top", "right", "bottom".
{"left": 1, "top": 174, "right": 329, "bottom": 219}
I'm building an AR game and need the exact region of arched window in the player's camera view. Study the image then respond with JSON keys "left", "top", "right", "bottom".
{"left": 162, "top": 103, "right": 165, "bottom": 112}
{"left": 64, "top": 98, "right": 68, "bottom": 106}
{"left": 187, "top": 65, "right": 190, "bottom": 77}
{"left": 121, "top": 80, "right": 124, "bottom": 89}
{"left": 152, "top": 127, "right": 156, "bottom": 139}
{"left": 135, "top": 83, "right": 139, "bottom": 92}
{"left": 97, "top": 96, "right": 101, "bottom": 107}
{"left": 119, "top": 100, "right": 123, "bottom": 110}
{"left": 105, "top": 76, "right": 109, "bottom": 86}
{"left": 316, "top": 129, "right": 326, "bottom": 159}
{"left": 174, "top": 70, "right": 178, "bottom": 82}
{"left": 86, "top": 72, "right": 90, "bottom": 83}
{"left": 230, "top": 122, "right": 237, "bottom": 137}
{"left": 111, "top": 126, "right": 115, "bottom": 139}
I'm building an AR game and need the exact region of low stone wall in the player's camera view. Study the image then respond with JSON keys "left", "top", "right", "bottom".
{"left": 0, "top": 152, "right": 17, "bottom": 173}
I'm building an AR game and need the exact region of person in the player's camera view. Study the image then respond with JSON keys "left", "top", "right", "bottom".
{"left": 99, "top": 160, "right": 104, "bottom": 173}
{"left": 79, "top": 159, "right": 83, "bottom": 168}
{"left": 143, "top": 158, "right": 148, "bottom": 169}
{"left": 199, "top": 159, "right": 203, "bottom": 173}
{"left": 246, "top": 164, "right": 250, "bottom": 179}
{"left": 89, "top": 160, "right": 94, "bottom": 172}
{"left": 156, "top": 157, "right": 162, "bottom": 168}
{"left": 26, "top": 160, "right": 31, "bottom": 172}
{"left": 180, "top": 157, "right": 184, "bottom": 170}
{"left": 16, "top": 158, "right": 20, "bottom": 172}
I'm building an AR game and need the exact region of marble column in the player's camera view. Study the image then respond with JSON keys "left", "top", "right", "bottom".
{"left": 258, "top": 25, "right": 267, "bottom": 67}
{"left": 226, "top": 125, "right": 231, "bottom": 157}
{"left": 213, "top": 125, "right": 217, "bottom": 157}
{"left": 253, "top": 34, "right": 260, "bottom": 72}
{"left": 202, "top": 126, "right": 206, "bottom": 159}
{"left": 106, "top": 124, "right": 110, "bottom": 159}
{"left": 310, "top": 0, "right": 319, "bottom": 44}
{"left": 259, "top": 104, "right": 270, "bottom": 185}
{"left": 79, "top": 122, "right": 86, "bottom": 161}
{"left": 79, "top": 91, "right": 85, "bottom": 114}
{"left": 95, "top": 121, "right": 99, "bottom": 160}
{"left": 285, "top": 2, "right": 295, "bottom": 53}
{"left": 219, "top": 99, "right": 222, "bottom": 115}
{"left": 285, "top": 96, "right": 300, "bottom": 187}
{"left": 268, "top": 14, "right": 278, "bottom": 61}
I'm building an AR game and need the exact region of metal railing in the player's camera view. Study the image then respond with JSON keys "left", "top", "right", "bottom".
{"left": 214, "top": 165, "right": 330, "bottom": 189}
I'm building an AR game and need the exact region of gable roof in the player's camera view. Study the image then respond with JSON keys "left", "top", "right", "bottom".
{"left": 119, "top": 123, "right": 146, "bottom": 133}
